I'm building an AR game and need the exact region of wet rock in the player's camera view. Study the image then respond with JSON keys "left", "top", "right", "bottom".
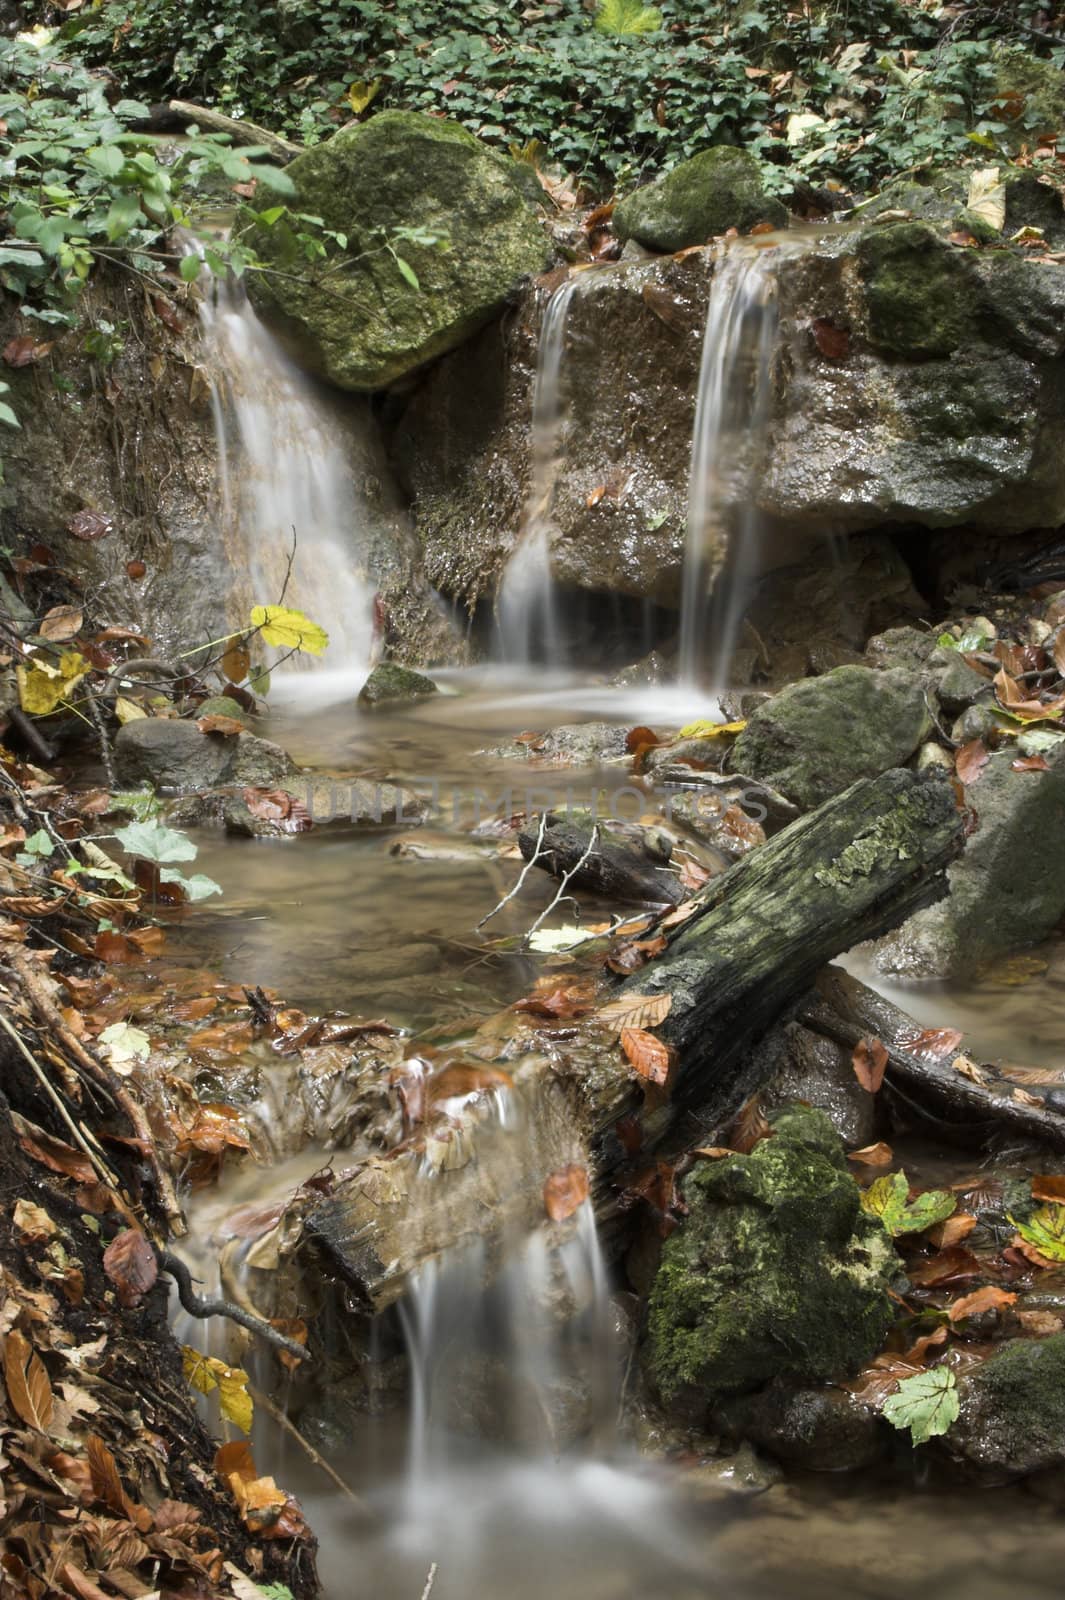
{"left": 612, "top": 649, "right": 673, "bottom": 686}
{"left": 947, "top": 1335, "right": 1065, "bottom": 1479}
{"left": 445, "top": 1353, "right": 593, "bottom": 1450}
{"left": 114, "top": 718, "right": 295, "bottom": 793}
{"left": 680, "top": 1442, "right": 784, "bottom": 1498}
{"left": 864, "top": 626, "right": 938, "bottom": 674}
{"left": 666, "top": 790, "right": 766, "bottom": 860}
{"left": 195, "top": 694, "right": 253, "bottom": 725}
{"left": 718, "top": 1379, "right": 885, "bottom": 1472}
{"left": 876, "top": 741, "right": 1065, "bottom": 977}
{"left": 728, "top": 665, "right": 933, "bottom": 810}
{"left": 645, "top": 1107, "right": 896, "bottom": 1408}
{"left": 358, "top": 661, "right": 438, "bottom": 707}
{"left": 247, "top": 111, "right": 549, "bottom": 391}
{"left": 950, "top": 703, "right": 999, "bottom": 744}
{"left": 761, "top": 1021, "right": 876, "bottom": 1147}
{"left": 484, "top": 722, "right": 631, "bottom": 766}
{"left": 858, "top": 222, "right": 977, "bottom": 359}
{"left": 613, "top": 148, "right": 787, "bottom": 254}
{"left": 859, "top": 165, "right": 1065, "bottom": 246}
{"left": 930, "top": 648, "right": 993, "bottom": 715}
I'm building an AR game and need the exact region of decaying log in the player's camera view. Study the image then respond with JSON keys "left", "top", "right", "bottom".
{"left": 800, "top": 965, "right": 1065, "bottom": 1152}
{"left": 517, "top": 814, "right": 685, "bottom": 906}
{"left": 307, "top": 769, "right": 964, "bottom": 1312}
{"left": 167, "top": 100, "right": 302, "bottom": 163}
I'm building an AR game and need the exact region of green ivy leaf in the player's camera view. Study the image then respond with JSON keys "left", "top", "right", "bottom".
{"left": 860, "top": 1170, "right": 956, "bottom": 1237}
{"left": 594, "top": 0, "right": 662, "bottom": 35}
{"left": 114, "top": 819, "right": 198, "bottom": 866}
{"left": 882, "top": 1367, "right": 959, "bottom": 1445}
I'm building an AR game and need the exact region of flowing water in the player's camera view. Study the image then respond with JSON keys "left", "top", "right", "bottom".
{"left": 194, "top": 262, "right": 376, "bottom": 670}
{"left": 165, "top": 672, "right": 1065, "bottom": 1600}
{"left": 496, "top": 277, "right": 581, "bottom": 665}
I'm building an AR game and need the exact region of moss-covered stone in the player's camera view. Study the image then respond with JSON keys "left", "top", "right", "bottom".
{"left": 196, "top": 695, "right": 251, "bottom": 725}
{"left": 247, "top": 111, "right": 550, "bottom": 391}
{"left": 993, "top": 49, "right": 1065, "bottom": 154}
{"left": 357, "top": 661, "right": 438, "bottom": 706}
{"left": 645, "top": 1109, "right": 895, "bottom": 1405}
{"left": 729, "top": 665, "right": 933, "bottom": 811}
{"left": 857, "top": 222, "right": 977, "bottom": 358}
{"left": 613, "top": 147, "right": 787, "bottom": 254}
{"left": 947, "top": 1335, "right": 1065, "bottom": 1478}
{"left": 858, "top": 167, "right": 1065, "bottom": 249}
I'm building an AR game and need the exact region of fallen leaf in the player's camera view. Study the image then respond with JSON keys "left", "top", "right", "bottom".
{"left": 727, "top": 1094, "right": 773, "bottom": 1154}
{"left": 37, "top": 605, "right": 83, "bottom": 643}
{"left": 899, "top": 1026, "right": 964, "bottom": 1058}
{"left": 625, "top": 725, "right": 662, "bottom": 754}
{"left": 4, "top": 335, "right": 53, "bottom": 367}
{"left": 102, "top": 1229, "right": 158, "bottom": 1308}
{"left": 861, "top": 1170, "right": 955, "bottom": 1236}
{"left": 620, "top": 1025, "right": 673, "bottom": 1086}
{"left": 846, "top": 1141, "right": 893, "bottom": 1166}
{"left": 86, "top": 1432, "right": 128, "bottom": 1515}
{"left": 1010, "top": 1204, "right": 1065, "bottom": 1263}
{"left": 513, "top": 981, "right": 596, "bottom": 1020}
{"left": 1017, "top": 1309, "right": 1064, "bottom": 1335}
{"left": 14, "top": 1117, "right": 97, "bottom": 1183}
{"left": 183, "top": 1348, "right": 253, "bottom": 1431}
{"left": 197, "top": 714, "right": 245, "bottom": 736}
{"left": 595, "top": 992, "right": 672, "bottom": 1033}
{"left": 882, "top": 1365, "right": 959, "bottom": 1445}
{"left": 543, "top": 1163, "right": 590, "bottom": 1222}
{"left": 12, "top": 1199, "right": 56, "bottom": 1243}
{"left": 907, "top": 1246, "right": 985, "bottom": 1286}
{"left": 67, "top": 510, "right": 113, "bottom": 541}
{"left": 126, "top": 559, "right": 146, "bottom": 580}
{"left": 3, "top": 1328, "right": 54, "bottom": 1430}
{"left": 1013, "top": 755, "right": 1051, "bottom": 772}
{"left": 1032, "top": 1174, "right": 1065, "bottom": 1203}
{"left": 955, "top": 739, "right": 991, "bottom": 784}
{"left": 811, "top": 316, "right": 849, "bottom": 360}
{"left": 852, "top": 1035, "right": 889, "bottom": 1093}
{"left": 948, "top": 1285, "right": 1017, "bottom": 1321}
{"left": 994, "top": 667, "right": 1065, "bottom": 722}
{"left": 927, "top": 1212, "right": 977, "bottom": 1249}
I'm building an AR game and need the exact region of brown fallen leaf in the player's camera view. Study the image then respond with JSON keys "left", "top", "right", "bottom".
{"left": 949, "top": 1284, "right": 1018, "bottom": 1321}
{"left": 4, "top": 334, "right": 53, "bottom": 368}
{"left": 3, "top": 1328, "right": 54, "bottom": 1430}
{"left": 14, "top": 1118, "right": 97, "bottom": 1184}
{"left": 86, "top": 1433, "right": 130, "bottom": 1517}
{"left": 620, "top": 1025, "right": 673, "bottom": 1086}
{"left": 197, "top": 714, "right": 245, "bottom": 736}
{"left": 1017, "top": 1308, "right": 1064, "bottom": 1336}
{"left": 994, "top": 667, "right": 1065, "bottom": 722}
{"left": 513, "top": 981, "right": 596, "bottom": 1020}
{"left": 907, "top": 1246, "right": 985, "bottom": 1286}
{"left": 727, "top": 1094, "right": 773, "bottom": 1155}
{"left": 12, "top": 1199, "right": 56, "bottom": 1244}
{"left": 1013, "top": 755, "right": 1051, "bottom": 772}
{"left": 899, "top": 1025, "right": 964, "bottom": 1058}
{"left": 955, "top": 738, "right": 990, "bottom": 785}
{"left": 811, "top": 316, "right": 850, "bottom": 360}
{"left": 1032, "top": 1174, "right": 1065, "bottom": 1203}
{"left": 595, "top": 992, "right": 672, "bottom": 1033}
{"left": 102, "top": 1228, "right": 158, "bottom": 1308}
{"left": 927, "top": 1212, "right": 977, "bottom": 1249}
{"left": 37, "top": 605, "right": 83, "bottom": 643}
{"left": 543, "top": 1163, "right": 590, "bottom": 1222}
{"left": 852, "top": 1035, "right": 889, "bottom": 1093}
{"left": 67, "top": 509, "right": 113, "bottom": 542}
{"left": 846, "top": 1141, "right": 894, "bottom": 1167}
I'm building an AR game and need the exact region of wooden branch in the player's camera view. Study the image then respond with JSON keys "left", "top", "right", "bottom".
{"left": 167, "top": 101, "right": 301, "bottom": 163}
{"left": 517, "top": 814, "right": 685, "bottom": 906}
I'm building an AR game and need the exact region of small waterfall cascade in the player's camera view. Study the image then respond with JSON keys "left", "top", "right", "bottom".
{"left": 193, "top": 259, "right": 376, "bottom": 671}
{"left": 497, "top": 276, "right": 581, "bottom": 666}
{"left": 679, "top": 240, "right": 791, "bottom": 688}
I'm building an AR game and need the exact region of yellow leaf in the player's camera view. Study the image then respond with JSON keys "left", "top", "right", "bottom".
{"left": 249, "top": 605, "right": 328, "bottom": 657}
{"left": 967, "top": 166, "right": 1005, "bottom": 232}
{"left": 678, "top": 718, "right": 747, "bottom": 739}
{"left": 16, "top": 650, "right": 90, "bottom": 716}
{"left": 114, "top": 696, "right": 147, "bottom": 724}
{"left": 182, "top": 1346, "right": 254, "bottom": 1432}
{"left": 348, "top": 77, "right": 382, "bottom": 114}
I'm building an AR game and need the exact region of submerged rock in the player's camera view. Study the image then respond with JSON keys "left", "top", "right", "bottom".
{"left": 483, "top": 722, "right": 631, "bottom": 766}
{"left": 876, "top": 742, "right": 1065, "bottom": 977}
{"left": 645, "top": 1107, "right": 895, "bottom": 1408}
{"left": 358, "top": 661, "right": 438, "bottom": 707}
{"left": 729, "top": 665, "right": 933, "bottom": 810}
{"left": 247, "top": 111, "right": 549, "bottom": 391}
{"left": 613, "top": 147, "right": 787, "bottom": 254}
{"left": 947, "top": 1335, "right": 1065, "bottom": 1479}
{"left": 114, "top": 718, "right": 295, "bottom": 793}
{"left": 718, "top": 1380, "right": 885, "bottom": 1473}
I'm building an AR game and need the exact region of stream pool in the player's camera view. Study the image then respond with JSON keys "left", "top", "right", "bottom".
{"left": 171, "top": 669, "right": 1065, "bottom": 1599}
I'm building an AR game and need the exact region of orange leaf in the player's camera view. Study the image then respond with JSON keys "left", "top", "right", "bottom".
{"left": 620, "top": 1026, "right": 673, "bottom": 1086}
{"left": 852, "top": 1035, "right": 889, "bottom": 1093}
{"left": 86, "top": 1433, "right": 128, "bottom": 1516}
{"left": 543, "top": 1163, "right": 590, "bottom": 1222}
{"left": 2, "top": 1329, "right": 53, "bottom": 1430}
{"left": 625, "top": 725, "right": 661, "bottom": 754}
{"left": 102, "top": 1228, "right": 158, "bottom": 1308}
{"left": 907, "top": 1247, "right": 984, "bottom": 1286}
{"left": 846, "top": 1141, "right": 894, "bottom": 1166}
{"left": 1013, "top": 755, "right": 1050, "bottom": 772}
{"left": 948, "top": 1285, "right": 1018, "bottom": 1321}
{"left": 955, "top": 739, "right": 990, "bottom": 785}
{"left": 927, "top": 1212, "right": 977, "bottom": 1249}
{"left": 197, "top": 714, "right": 245, "bottom": 736}
{"left": 1032, "top": 1174, "right": 1065, "bottom": 1203}
{"left": 899, "top": 1026, "right": 964, "bottom": 1058}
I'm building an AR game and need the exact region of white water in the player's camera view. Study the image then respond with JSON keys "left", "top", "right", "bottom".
{"left": 679, "top": 242, "right": 788, "bottom": 689}
{"left": 194, "top": 265, "right": 376, "bottom": 672}
{"left": 497, "top": 276, "right": 580, "bottom": 664}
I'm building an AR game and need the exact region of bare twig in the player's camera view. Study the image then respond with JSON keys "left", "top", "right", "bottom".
{"left": 249, "top": 1383, "right": 373, "bottom": 1517}
{"left": 476, "top": 811, "right": 548, "bottom": 929}
{"left": 522, "top": 822, "right": 601, "bottom": 947}
{"left": 9, "top": 707, "right": 55, "bottom": 765}
{"left": 421, "top": 1564, "right": 438, "bottom": 1600}
{"left": 159, "top": 1250, "right": 309, "bottom": 1360}
{"left": 84, "top": 685, "right": 117, "bottom": 789}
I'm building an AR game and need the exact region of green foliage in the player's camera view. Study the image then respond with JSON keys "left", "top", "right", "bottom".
{"left": 113, "top": 818, "right": 222, "bottom": 901}
{"left": 1010, "top": 1204, "right": 1065, "bottom": 1261}
{"left": 860, "top": 1170, "right": 956, "bottom": 1237}
{"left": 66, "top": 0, "right": 1065, "bottom": 194}
{"left": 882, "top": 1366, "right": 959, "bottom": 1445}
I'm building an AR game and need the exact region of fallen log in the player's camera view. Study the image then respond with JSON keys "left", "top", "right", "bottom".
{"left": 167, "top": 100, "right": 302, "bottom": 163}
{"left": 306, "top": 768, "right": 964, "bottom": 1311}
{"left": 799, "top": 965, "right": 1065, "bottom": 1153}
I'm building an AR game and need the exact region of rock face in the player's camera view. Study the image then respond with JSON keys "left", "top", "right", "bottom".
{"left": 718, "top": 1380, "right": 885, "bottom": 1472}
{"left": 876, "top": 742, "right": 1065, "bottom": 977}
{"left": 613, "top": 148, "right": 787, "bottom": 253}
{"left": 947, "top": 1336, "right": 1065, "bottom": 1479}
{"left": 645, "top": 1107, "right": 895, "bottom": 1407}
{"left": 729, "top": 665, "right": 933, "bottom": 810}
{"left": 114, "top": 718, "right": 295, "bottom": 793}
{"left": 248, "top": 111, "right": 550, "bottom": 391}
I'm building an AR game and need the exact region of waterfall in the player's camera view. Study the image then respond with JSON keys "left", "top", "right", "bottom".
{"left": 496, "top": 276, "right": 580, "bottom": 665}
{"left": 194, "top": 262, "right": 376, "bottom": 672}
{"left": 678, "top": 242, "right": 785, "bottom": 689}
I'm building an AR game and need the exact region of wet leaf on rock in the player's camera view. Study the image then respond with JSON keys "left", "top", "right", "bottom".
{"left": 620, "top": 1025, "right": 673, "bottom": 1085}
{"left": 1010, "top": 1204, "right": 1065, "bottom": 1264}
{"left": 1031, "top": 1174, "right": 1065, "bottom": 1203}
{"left": 543, "top": 1163, "right": 590, "bottom": 1221}
{"left": 882, "top": 1366, "right": 959, "bottom": 1445}
{"left": 926, "top": 1212, "right": 977, "bottom": 1249}
{"left": 197, "top": 714, "right": 245, "bottom": 736}
{"left": 811, "top": 317, "right": 850, "bottom": 360}
{"left": 846, "top": 1141, "right": 893, "bottom": 1167}
{"left": 595, "top": 992, "right": 671, "bottom": 1033}
{"left": 907, "top": 1246, "right": 985, "bottom": 1286}
{"left": 852, "top": 1035, "right": 888, "bottom": 1093}
{"left": 955, "top": 739, "right": 990, "bottom": 785}
{"left": 37, "top": 605, "right": 83, "bottom": 643}
{"left": 948, "top": 1285, "right": 1017, "bottom": 1321}
{"left": 899, "top": 1025, "right": 964, "bottom": 1058}
{"left": 12, "top": 1199, "right": 56, "bottom": 1243}
{"left": 102, "top": 1229, "right": 158, "bottom": 1308}
{"left": 67, "top": 510, "right": 113, "bottom": 541}
{"left": 860, "top": 1170, "right": 956, "bottom": 1236}
{"left": 727, "top": 1094, "right": 773, "bottom": 1154}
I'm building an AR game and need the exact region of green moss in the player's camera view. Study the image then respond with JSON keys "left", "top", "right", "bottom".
{"left": 248, "top": 111, "right": 549, "bottom": 391}
{"left": 857, "top": 222, "right": 977, "bottom": 359}
{"left": 966, "top": 1336, "right": 1065, "bottom": 1445}
{"left": 993, "top": 50, "right": 1065, "bottom": 152}
{"left": 646, "top": 1110, "right": 896, "bottom": 1403}
{"left": 357, "top": 661, "right": 438, "bottom": 706}
{"left": 613, "top": 147, "right": 787, "bottom": 254}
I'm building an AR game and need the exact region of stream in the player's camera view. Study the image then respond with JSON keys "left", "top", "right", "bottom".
{"left": 170, "top": 669, "right": 1065, "bottom": 1600}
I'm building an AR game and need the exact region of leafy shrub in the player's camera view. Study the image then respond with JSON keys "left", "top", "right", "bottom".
{"left": 59, "top": 0, "right": 1065, "bottom": 194}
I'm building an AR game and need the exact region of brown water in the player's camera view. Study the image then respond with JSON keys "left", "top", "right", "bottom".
{"left": 173, "top": 668, "right": 1065, "bottom": 1599}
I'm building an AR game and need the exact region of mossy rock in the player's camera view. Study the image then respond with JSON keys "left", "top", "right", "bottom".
{"left": 992, "top": 49, "right": 1065, "bottom": 154}
{"left": 247, "top": 111, "right": 550, "bottom": 391}
{"left": 196, "top": 695, "right": 252, "bottom": 726}
{"left": 857, "top": 221, "right": 977, "bottom": 359}
{"left": 948, "top": 1335, "right": 1065, "bottom": 1477}
{"left": 613, "top": 147, "right": 787, "bottom": 254}
{"left": 357, "top": 661, "right": 438, "bottom": 706}
{"left": 858, "top": 167, "right": 1065, "bottom": 249}
{"left": 645, "top": 1108, "right": 895, "bottom": 1405}
{"left": 729, "top": 665, "right": 933, "bottom": 812}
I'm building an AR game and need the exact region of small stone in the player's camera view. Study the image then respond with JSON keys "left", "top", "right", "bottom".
{"left": 916, "top": 741, "right": 954, "bottom": 772}
{"left": 114, "top": 718, "right": 295, "bottom": 793}
{"left": 358, "top": 662, "right": 438, "bottom": 707}
{"left": 613, "top": 148, "right": 787, "bottom": 255}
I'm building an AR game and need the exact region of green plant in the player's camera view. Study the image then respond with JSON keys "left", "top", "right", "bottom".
{"left": 113, "top": 818, "right": 222, "bottom": 902}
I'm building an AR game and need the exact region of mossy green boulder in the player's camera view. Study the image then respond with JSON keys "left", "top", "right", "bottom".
{"left": 613, "top": 148, "right": 787, "bottom": 253}
{"left": 857, "top": 222, "right": 977, "bottom": 359}
{"left": 947, "top": 1335, "right": 1065, "bottom": 1477}
{"left": 247, "top": 111, "right": 550, "bottom": 391}
{"left": 730, "top": 665, "right": 933, "bottom": 811}
{"left": 646, "top": 1107, "right": 895, "bottom": 1405}
{"left": 358, "top": 661, "right": 438, "bottom": 706}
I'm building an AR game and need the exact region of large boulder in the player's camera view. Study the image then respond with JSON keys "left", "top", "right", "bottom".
{"left": 613, "top": 147, "right": 787, "bottom": 254}
{"left": 729, "top": 665, "right": 933, "bottom": 810}
{"left": 644, "top": 1107, "right": 895, "bottom": 1408}
{"left": 876, "top": 740, "right": 1065, "bottom": 977}
{"left": 115, "top": 718, "right": 296, "bottom": 793}
{"left": 247, "top": 111, "right": 550, "bottom": 391}
{"left": 947, "top": 1336, "right": 1065, "bottom": 1479}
